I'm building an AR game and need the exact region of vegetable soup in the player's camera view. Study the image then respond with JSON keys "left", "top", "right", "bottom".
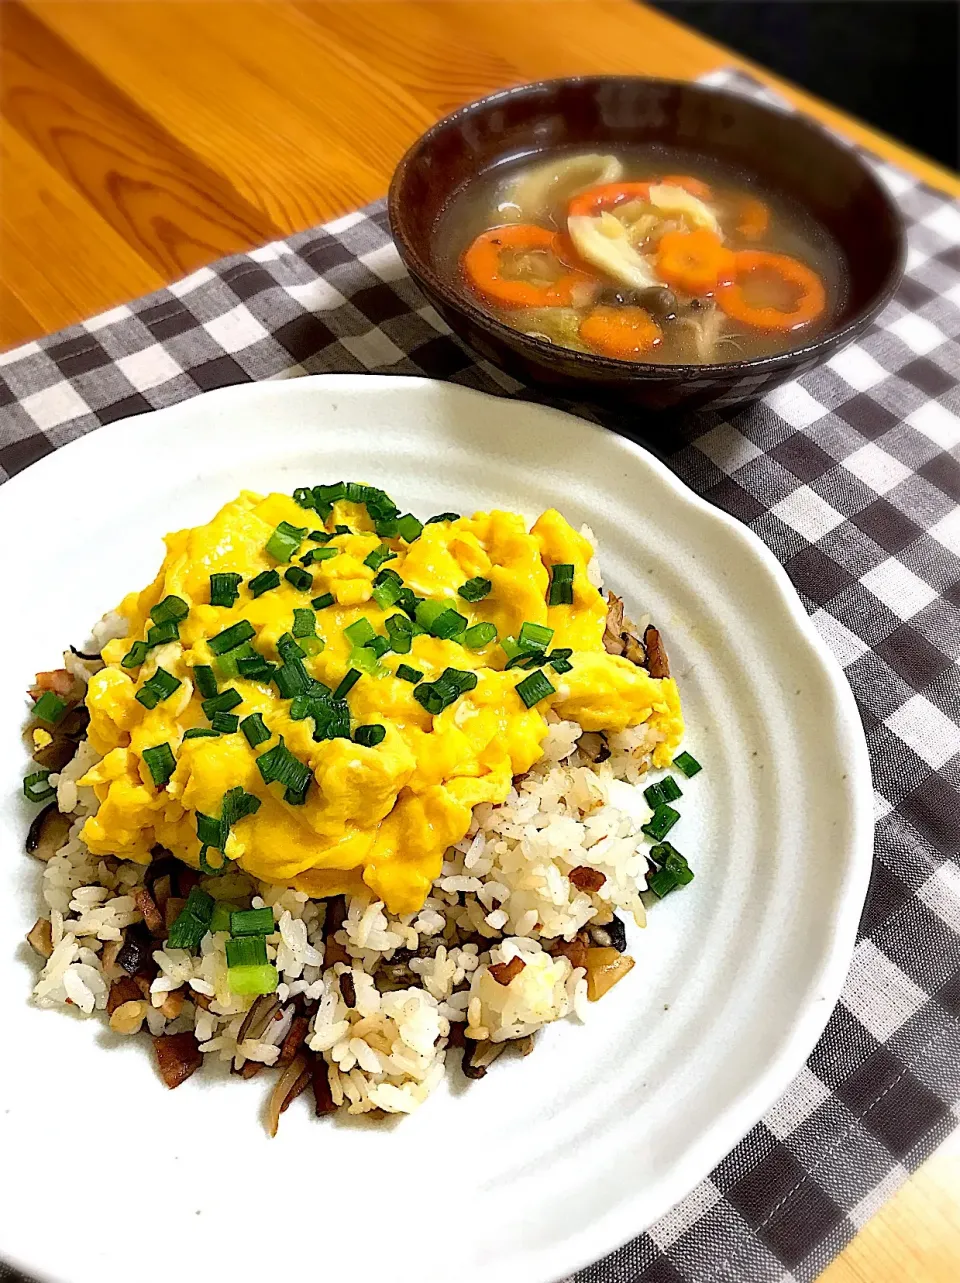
{"left": 436, "top": 147, "right": 847, "bottom": 365}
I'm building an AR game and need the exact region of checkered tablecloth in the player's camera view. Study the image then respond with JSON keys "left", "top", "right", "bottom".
{"left": 2, "top": 70, "right": 959, "bottom": 1283}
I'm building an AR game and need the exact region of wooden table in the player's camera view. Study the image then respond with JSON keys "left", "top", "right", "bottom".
{"left": 2, "top": 2, "right": 959, "bottom": 1277}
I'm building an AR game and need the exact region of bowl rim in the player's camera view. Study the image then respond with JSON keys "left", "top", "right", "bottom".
{"left": 388, "top": 74, "right": 908, "bottom": 380}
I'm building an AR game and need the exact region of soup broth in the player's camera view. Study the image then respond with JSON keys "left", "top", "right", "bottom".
{"left": 435, "top": 145, "right": 847, "bottom": 365}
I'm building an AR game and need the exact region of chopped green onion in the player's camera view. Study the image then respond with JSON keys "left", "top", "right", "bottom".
{"left": 32, "top": 691, "right": 67, "bottom": 725}
{"left": 647, "top": 867, "right": 678, "bottom": 898}
{"left": 300, "top": 636, "right": 324, "bottom": 656}
{"left": 518, "top": 621, "right": 554, "bottom": 652}
{"left": 344, "top": 617, "right": 376, "bottom": 647}
{"left": 292, "top": 608, "right": 317, "bottom": 638}
{"left": 183, "top": 727, "right": 220, "bottom": 739}
{"left": 213, "top": 642, "right": 256, "bottom": 679}
{"left": 208, "top": 620, "right": 256, "bottom": 656}
{"left": 193, "top": 665, "right": 218, "bottom": 699}
{"left": 237, "top": 655, "right": 276, "bottom": 682}
{"left": 372, "top": 577, "right": 403, "bottom": 611}
{"left": 396, "top": 587, "right": 422, "bottom": 619}
{"left": 430, "top": 608, "right": 468, "bottom": 640}
{"left": 256, "top": 740, "right": 311, "bottom": 796}
{"left": 23, "top": 770, "right": 55, "bottom": 803}
{"left": 334, "top": 525, "right": 351, "bottom": 535}
{"left": 310, "top": 698, "right": 350, "bottom": 743}
{"left": 273, "top": 660, "right": 309, "bottom": 699}
{"left": 515, "top": 669, "right": 555, "bottom": 708}
{"left": 230, "top": 907, "right": 275, "bottom": 937}
{"left": 225, "top": 934, "right": 268, "bottom": 968}
{"left": 363, "top": 544, "right": 397, "bottom": 572}
{"left": 367, "top": 635, "right": 391, "bottom": 659}
{"left": 375, "top": 516, "right": 400, "bottom": 539}
{"left": 547, "top": 564, "right": 575, "bottom": 607}
{"left": 641, "top": 804, "right": 680, "bottom": 841}
{"left": 241, "top": 713, "right": 270, "bottom": 747}
{"left": 413, "top": 667, "right": 478, "bottom": 715}
{"left": 121, "top": 641, "right": 150, "bottom": 669}
{"left": 426, "top": 512, "right": 459, "bottom": 524}
{"left": 201, "top": 688, "right": 242, "bottom": 718}
{"left": 210, "top": 902, "right": 236, "bottom": 933}
{"left": 458, "top": 577, "right": 492, "bottom": 602}
{"left": 345, "top": 481, "right": 369, "bottom": 504}
{"left": 167, "top": 887, "right": 215, "bottom": 950}
{"left": 464, "top": 622, "right": 497, "bottom": 649}
{"left": 674, "top": 751, "right": 702, "bottom": 778}
{"left": 505, "top": 649, "right": 543, "bottom": 670}
{"left": 311, "top": 592, "right": 335, "bottom": 611}
{"left": 395, "top": 664, "right": 423, "bottom": 683}
{"left": 284, "top": 566, "right": 313, "bottom": 592}
{"left": 415, "top": 599, "right": 446, "bottom": 632}
{"left": 333, "top": 668, "right": 361, "bottom": 700}
{"left": 249, "top": 569, "right": 280, "bottom": 598}
{"left": 210, "top": 712, "right": 239, "bottom": 734}
{"left": 384, "top": 614, "right": 413, "bottom": 653}
{"left": 228, "top": 963, "right": 279, "bottom": 995}
{"left": 209, "top": 573, "right": 242, "bottom": 607}
{"left": 277, "top": 632, "right": 305, "bottom": 661}
{"left": 354, "top": 724, "right": 386, "bottom": 747}
{"left": 500, "top": 636, "right": 524, "bottom": 663}
{"left": 147, "top": 618, "right": 180, "bottom": 646}
{"left": 265, "top": 521, "right": 307, "bottom": 562}
{"left": 293, "top": 487, "right": 316, "bottom": 511}
{"left": 349, "top": 645, "right": 383, "bottom": 675}
{"left": 150, "top": 595, "right": 189, "bottom": 625}
{"left": 198, "top": 846, "right": 228, "bottom": 876}
{"left": 647, "top": 842, "right": 694, "bottom": 898}
{"left": 143, "top": 742, "right": 176, "bottom": 787}
{"left": 301, "top": 546, "right": 339, "bottom": 566}
{"left": 549, "top": 657, "right": 573, "bottom": 675}
{"left": 644, "top": 777, "right": 683, "bottom": 809}
{"left": 136, "top": 667, "right": 182, "bottom": 709}
{"left": 311, "top": 481, "right": 346, "bottom": 517}
{"left": 309, "top": 530, "right": 333, "bottom": 543}
{"left": 397, "top": 514, "right": 423, "bottom": 542}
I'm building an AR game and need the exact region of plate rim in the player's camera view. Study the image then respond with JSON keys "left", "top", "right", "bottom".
{"left": 0, "top": 375, "right": 874, "bottom": 1283}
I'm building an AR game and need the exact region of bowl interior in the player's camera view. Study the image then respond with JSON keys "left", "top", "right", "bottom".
{"left": 391, "top": 77, "right": 904, "bottom": 343}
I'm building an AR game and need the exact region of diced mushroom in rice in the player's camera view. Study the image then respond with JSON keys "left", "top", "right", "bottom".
{"left": 153, "top": 1032, "right": 203, "bottom": 1088}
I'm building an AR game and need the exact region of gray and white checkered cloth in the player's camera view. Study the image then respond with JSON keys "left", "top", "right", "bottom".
{"left": 2, "top": 71, "right": 959, "bottom": 1283}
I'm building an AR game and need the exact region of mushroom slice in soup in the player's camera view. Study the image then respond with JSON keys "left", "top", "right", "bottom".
{"left": 498, "top": 153, "right": 623, "bottom": 222}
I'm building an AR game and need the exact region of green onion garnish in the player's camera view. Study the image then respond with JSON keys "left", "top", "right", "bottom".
{"left": 345, "top": 481, "right": 369, "bottom": 503}
{"left": 674, "top": 751, "right": 702, "bottom": 778}
{"left": 293, "top": 487, "right": 316, "bottom": 511}
{"left": 198, "top": 847, "right": 228, "bottom": 876}
{"left": 642, "top": 804, "right": 680, "bottom": 841}
{"left": 311, "top": 592, "right": 335, "bottom": 611}
{"left": 225, "top": 934, "right": 269, "bottom": 969}
{"left": 464, "top": 622, "right": 497, "bottom": 649}
{"left": 426, "top": 512, "right": 459, "bottom": 524}
{"left": 143, "top": 742, "right": 176, "bottom": 787}
{"left": 644, "top": 777, "right": 682, "bottom": 809}
{"left": 548, "top": 649, "right": 574, "bottom": 674}
{"left": 333, "top": 668, "right": 361, "bottom": 700}
{"left": 367, "top": 636, "right": 391, "bottom": 659}
{"left": 265, "top": 521, "right": 307, "bottom": 562}
{"left": 397, "top": 514, "right": 423, "bottom": 542}
{"left": 210, "top": 902, "right": 235, "bottom": 933}
{"left": 354, "top": 724, "right": 386, "bottom": 747}
{"left": 32, "top": 691, "right": 67, "bottom": 725}
{"left": 256, "top": 740, "right": 311, "bottom": 796}
{"left": 312, "top": 481, "right": 346, "bottom": 516}
{"left": 150, "top": 595, "right": 189, "bottom": 625}
{"left": 458, "top": 577, "right": 492, "bottom": 602}
{"left": 349, "top": 645, "right": 383, "bottom": 675}
{"left": 121, "top": 641, "right": 150, "bottom": 669}
{"left": 334, "top": 525, "right": 351, "bottom": 535}
{"left": 201, "top": 688, "right": 242, "bottom": 718}
{"left": 292, "top": 608, "right": 317, "bottom": 639}
{"left": 209, "top": 572, "right": 242, "bottom": 607}
{"left": 273, "top": 660, "right": 309, "bottom": 699}
{"left": 431, "top": 608, "right": 468, "bottom": 640}
{"left": 210, "top": 712, "right": 239, "bottom": 734}
{"left": 194, "top": 665, "right": 218, "bottom": 698}
{"left": 548, "top": 563, "right": 575, "bottom": 607}
{"left": 363, "top": 544, "right": 397, "bottom": 572}
{"left": 213, "top": 642, "right": 256, "bottom": 680}
{"left": 237, "top": 655, "right": 276, "bottom": 682}
{"left": 208, "top": 620, "right": 256, "bottom": 656}
{"left": 415, "top": 599, "right": 445, "bottom": 632}
{"left": 375, "top": 516, "right": 400, "bottom": 539}
{"left": 301, "top": 546, "right": 339, "bottom": 566}
{"left": 228, "top": 963, "right": 279, "bottom": 995}
{"left": 372, "top": 576, "right": 403, "bottom": 611}
{"left": 413, "top": 667, "right": 478, "bottom": 715}
{"left": 196, "top": 785, "right": 261, "bottom": 860}
{"left": 284, "top": 566, "right": 314, "bottom": 592}
{"left": 230, "top": 907, "right": 275, "bottom": 937}
{"left": 249, "top": 569, "right": 280, "bottom": 598}
{"left": 647, "top": 842, "right": 694, "bottom": 897}
{"left": 385, "top": 614, "right": 413, "bottom": 654}
{"left": 241, "top": 713, "right": 271, "bottom": 747}
{"left": 515, "top": 669, "right": 555, "bottom": 708}
{"left": 23, "top": 770, "right": 55, "bottom": 803}
{"left": 395, "top": 664, "right": 423, "bottom": 683}
{"left": 183, "top": 727, "right": 220, "bottom": 739}
{"left": 518, "top": 621, "right": 554, "bottom": 652}
{"left": 344, "top": 617, "right": 376, "bottom": 647}
{"left": 309, "top": 530, "right": 333, "bottom": 543}
{"left": 147, "top": 618, "right": 180, "bottom": 647}
{"left": 166, "top": 887, "right": 215, "bottom": 951}
{"left": 136, "top": 667, "right": 182, "bottom": 709}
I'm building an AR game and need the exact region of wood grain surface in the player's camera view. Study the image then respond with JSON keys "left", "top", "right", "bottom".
{"left": 2, "top": 3, "right": 959, "bottom": 1278}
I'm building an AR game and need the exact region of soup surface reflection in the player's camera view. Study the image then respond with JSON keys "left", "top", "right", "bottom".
{"left": 436, "top": 147, "right": 846, "bottom": 365}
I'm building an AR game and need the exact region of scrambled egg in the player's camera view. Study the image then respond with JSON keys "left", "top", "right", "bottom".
{"left": 80, "top": 490, "right": 683, "bottom": 914}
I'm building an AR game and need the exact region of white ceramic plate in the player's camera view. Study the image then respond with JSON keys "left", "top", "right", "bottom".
{"left": 0, "top": 376, "right": 872, "bottom": 1283}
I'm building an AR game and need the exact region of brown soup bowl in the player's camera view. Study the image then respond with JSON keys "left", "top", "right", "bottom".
{"left": 388, "top": 76, "right": 906, "bottom": 414}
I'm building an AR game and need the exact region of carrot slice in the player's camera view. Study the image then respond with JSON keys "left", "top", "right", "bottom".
{"left": 660, "top": 174, "right": 712, "bottom": 199}
{"left": 717, "top": 250, "right": 826, "bottom": 331}
{"left": 655, "top": 228, "right": 735, "bottom": 296}
{"left": 737, "top": 197, "right": 769, "bottom": 240}
{"left": 567, "top": 181, "right": 651, "bottom": 219}
{"left": 579, "top": 306, "right": 663, "bottom": 360}
{"left": 462, "top": 224, "right": 595, "bottom": 309}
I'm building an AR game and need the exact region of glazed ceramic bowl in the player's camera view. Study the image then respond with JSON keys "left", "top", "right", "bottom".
{"left": 388, "top": 76, "right": 906, "bottom": 413}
